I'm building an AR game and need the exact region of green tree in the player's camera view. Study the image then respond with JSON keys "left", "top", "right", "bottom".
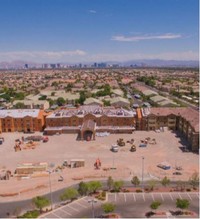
{"left": 15, "top": 92, "right": 25, "bottom": 100}
{"left": 176, "top": 199, "right": 190, "bottom": 211}
{"left": 148, "top": 180, "right": 157, "bottom": 191}
{"left": 131, "top": 176, "right": 140, "bottom": 187}
{"left": 102, "top": 203, "right": 115, "bottom": 214}
{"left": 65, "top": 83, "right": 73, "bottom": 92}
{"left": 102, "top": 100, "right": 111, "bottom": 106}
{"left": 47, "top": 98, "right": 55, "bottom": 106}
{"left": 32, "top": 196, "right": 50, "bottom": 213}
{"left": 38, "top": 95, "right": 47, "bottom": 100}
{"left": 113, "top": 180, "right": 124, "bottom": 192}
{"left": 150, "top": 201, "right": 161, "bottom": 211}
{"left": 189, "top": 172, "right": 199, "bottom": 189}
{"left": 51, "top": 81, "right": 59, "bottom": 87}
{"left": 51, "top": 92, "right": 55, "bottom": 96}
{"left": 56, "top": 97, "right": 65, "bottom": 106}
{"left": 107, "top": 176, "right": 114, "bottom": 191}
{"left": 78, "top": 91, "right": 86, "bottom": 105}
{"left": 60, "top": 188, "right": 78, "bottom": 201}
{"left": 14, "top": 102, "right": 25, "bottom": 109}
{"left": 87, "top": 181, "right": 102, "bottom": 194}
{"left": 161, "top": 176, "right": 170, "bottom": 187}
{"left": 78, "top": 181, "right": 89, "bottom": 196}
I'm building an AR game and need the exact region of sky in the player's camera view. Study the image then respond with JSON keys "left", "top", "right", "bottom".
{"left": 0, "top": 0, "right": 199, "bottom": 63}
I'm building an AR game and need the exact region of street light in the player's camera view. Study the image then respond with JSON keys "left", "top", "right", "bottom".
{"left": 88, "top": 199, "right": 97, "bottom": 218}
{"left": 141, "top": 156, "right": 144, "bottom": 191}
{"left": 47, "top": 170, "right": 53, "bottom": 210}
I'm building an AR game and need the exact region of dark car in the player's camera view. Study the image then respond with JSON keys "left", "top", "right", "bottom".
{"left": 173, "top": 171, "right": 182, "bottom": 175}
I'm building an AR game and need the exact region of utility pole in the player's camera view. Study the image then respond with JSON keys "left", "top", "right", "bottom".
{"left": 47, "top": 170, "right": 53, "bottom": 210}
{"left": 141, "top": 156, "right": 144, "bottom": 191}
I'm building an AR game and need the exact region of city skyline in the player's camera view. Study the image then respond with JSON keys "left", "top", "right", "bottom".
{"left": 0, "top": 0, "right": 199, "bottom": 63}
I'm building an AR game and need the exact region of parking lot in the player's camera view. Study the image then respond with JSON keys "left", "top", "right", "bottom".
{"left": 40, "top": 192, "right": 199, "bottom": 218}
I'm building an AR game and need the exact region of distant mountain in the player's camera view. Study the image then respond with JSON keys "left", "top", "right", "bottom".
{"left": 0, "top": 59, "right": 198, "bottom": 69}
{"left": 0, "top": 60, "right": 42, "bottom": 69}
{"left": 120, "top": 59, "right": 199, "bottom": 67}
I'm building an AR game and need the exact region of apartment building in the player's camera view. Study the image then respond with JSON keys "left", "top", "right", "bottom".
{"left": 0, "top": 109, "right": 45, "bottom": 132}
{"left": 138, "top": 107, "right": 199, "bottom": 152}
{"left": 45, "top": 105, "right": 136, "bottom": 138}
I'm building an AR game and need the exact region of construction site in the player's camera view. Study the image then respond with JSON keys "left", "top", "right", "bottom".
{"left": 0, "top": 129, "right": 199, "bottom": 201}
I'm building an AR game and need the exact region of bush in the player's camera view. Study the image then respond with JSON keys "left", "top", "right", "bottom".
{"left": 186, "top": 188, "right": 191, "bottom": 192}
{"left": 102, "top": 203, "right": 115, "bottom": 214}
{"left": 145, "top": 211, "right": 155, "bottom": 218}
{"left": 136, "top": 189, "right": 143, "bottom": 193}
{"left": 17, "top": 210, "right": 39, "bottom": 218}
{"left": 102, "top": 191, "right": 106, "bottom": 197}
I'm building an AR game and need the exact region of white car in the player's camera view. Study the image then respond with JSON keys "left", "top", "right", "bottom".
{"left": 111, "top": 144, "right": 119, "bottom": 152}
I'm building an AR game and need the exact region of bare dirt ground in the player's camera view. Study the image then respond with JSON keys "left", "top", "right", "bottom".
{"left": 0, "top": 130, "right": 199, "bottom": 201}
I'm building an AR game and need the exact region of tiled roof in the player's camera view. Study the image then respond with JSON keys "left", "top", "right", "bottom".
{"left": 47, "top": 106, "right": 136, "bottom": 118}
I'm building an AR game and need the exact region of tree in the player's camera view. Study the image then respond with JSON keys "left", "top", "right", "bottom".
{"left": 102, "top": 100, "right": 111, "bottom": 106}
{"left": 87, "top": 181, "right": 102, "bottom": 194}
{"left": 60, "top": 188, "right": 78, "bottom": 201}
{"left": 78, "top": 91, "right": 86, "bottom": 105}
{"left": 56, "top": 97, "right": 65, "bottom": 106}
{"left": 189, "top": 172, "right": 199, "bottom": 189}
{"left": 148, "top": 180, "right": 157, "bottom": 191}
{"left": 131, "top": 176, "right": 140, "bottom": 187}
{"left": 32, "top": 196, "right": 50, "bottom": 213}
{"left": 150, "top": 201, "right": 161, "bottom": 211}
{"left": 161, "top": 176, "right": 170, "bottom": 187}
{"left": 102, "top": 203, "right": 115, "bottom": 214}
{"left": 14, "top": 102, "right": 25, "bottom": 109}
{"left": 38, "top": 95, "right": 47, "bottom": 100}
{"left": 78, "top": 181, "right": 89, "bottom": 196}
{"left": 113, "top": 180, "right": 124, "bottom": 192}
{"left": 176, "top": 199, "right": 190, "bottom": 211}
{"left": 107, "top": 176, "right": 114, "bottom": 191}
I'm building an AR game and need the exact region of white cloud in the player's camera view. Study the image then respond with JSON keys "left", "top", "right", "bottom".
{"left": 89, "top": 10, "right": 97, "bottom": 14}
{"left": 111, "top": 33, "right": 182, "bottom": 42}
{"left": 82, "top": 51, "right": 199, "bottom": 62}
{"left": 0, "top": 50, "right": 86, "bottom": 61}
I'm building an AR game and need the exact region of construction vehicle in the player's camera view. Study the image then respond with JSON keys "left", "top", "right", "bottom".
{"left": 43, "top": 136, "right": 49, "bottom": 143}
{"left": 117, "top": 138, "right": 125, "bottom": 147}
{"left": 0, "top": 170, "right": 11, "bottom": 180}
{"left": 14, "top": 143, "right": 22, "bottom": 152}
{"left": 130, "top": 145, "right": 136, "bottom": 152}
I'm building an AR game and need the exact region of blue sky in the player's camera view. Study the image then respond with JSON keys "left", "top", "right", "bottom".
{"left": 0, "top": 0, "right": 198, "bottom": 63}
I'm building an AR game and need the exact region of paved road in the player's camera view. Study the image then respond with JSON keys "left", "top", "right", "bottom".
{"left": 40, "top": 192, "right": 199, "bottom": 218}
{"left": 0, "top": 181, "right": 194, "bottom": 217}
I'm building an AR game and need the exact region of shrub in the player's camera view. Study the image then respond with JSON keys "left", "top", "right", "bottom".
{"left": 17, "top": 210, "right": 39, "bottom": 218}
{"left": 102, "top": 191, "right": 106, "bottom": 197}
{"left": 136, "top": 189, "right": 143, "bottom": 193}
{"left": 102, "top": 203, "right": 115, "bottom": 214}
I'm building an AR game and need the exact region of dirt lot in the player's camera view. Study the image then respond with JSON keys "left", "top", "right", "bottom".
{"left": 0, "top": 130, "right": 199, "bottom": 201}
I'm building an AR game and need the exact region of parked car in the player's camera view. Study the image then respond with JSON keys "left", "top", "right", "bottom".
{"left": 173, "top": 172, "right": 182, "bottom": 175}
{"left": 111, "top": 144, "right": 119, "bottom": 152}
